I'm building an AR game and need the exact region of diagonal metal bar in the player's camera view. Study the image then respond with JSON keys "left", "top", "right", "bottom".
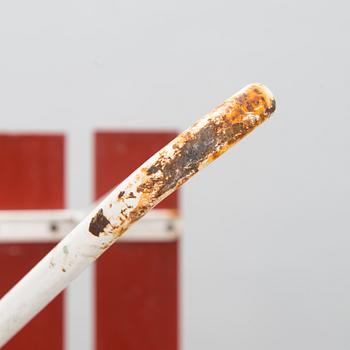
{"left": 0, "top": 83, "right": 276, "bottom": 347}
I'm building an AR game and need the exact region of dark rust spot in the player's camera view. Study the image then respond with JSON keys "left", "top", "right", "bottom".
{"left": 62, "top": 268, "right": 66, "bottom": 272}
{"left": 118, "top": 191, "right": 125, "bottom": 200}
{"left": 140, "top": 120, "right": 248, "bottom": 199}
{"left": 128, "top": 192, "right": 136, "bottom": 199}
{"left": 89, "top": 209, "right": 111, "bottom": 237}
{"left": 146, "top": 125, "right": 217, "bottom": 193}
{"left": 120, "top": 207, "right": 128, "bottom": 219}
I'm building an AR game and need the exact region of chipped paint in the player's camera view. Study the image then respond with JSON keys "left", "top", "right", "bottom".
{"left": 0, "top": 83, "right": 276, "bottom": 347}
{"left": 89, "top": 83, "right": 276, "bottom": 240}
{"left": 89, "top": 209, "right": 111, "bottom": 237}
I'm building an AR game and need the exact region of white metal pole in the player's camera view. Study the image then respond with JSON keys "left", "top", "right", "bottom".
{"left": 0, "top": 83, "right": 275, "bottom": 347}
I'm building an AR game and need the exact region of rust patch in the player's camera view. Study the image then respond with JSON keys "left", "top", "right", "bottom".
{"left": 144, "top": 124, "right": 219, "bottom": 195}
{"left": 89, "top": 209, "right": 111, "bottom": 237}
{"left": 127, "top": 84, "right": 276, "bottom": 228}
{"left": 141, "top": 86, "right": 273, "bottom": 199}
{"left": 95, "top": 84, "right": 275, "bottom": 240}
{"left": 118, "top": 191, "right": 125, "bottom": 200}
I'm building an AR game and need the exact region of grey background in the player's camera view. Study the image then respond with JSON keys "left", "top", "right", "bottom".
{"left": 1, "top": 0, "right": 349, "bottom": 349}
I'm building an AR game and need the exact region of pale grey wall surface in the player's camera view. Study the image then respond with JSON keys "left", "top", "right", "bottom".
{"left": 0, "top": 0, "right": 349, "bottom": 349}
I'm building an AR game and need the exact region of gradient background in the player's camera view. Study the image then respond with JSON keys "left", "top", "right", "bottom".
{"left": 0, "top": 0, "right": 349, "bottom": 349}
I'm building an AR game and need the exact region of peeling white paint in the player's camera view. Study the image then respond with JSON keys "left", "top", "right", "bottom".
{"left": 0, "top": 83, "right": 275, "bottom": 347}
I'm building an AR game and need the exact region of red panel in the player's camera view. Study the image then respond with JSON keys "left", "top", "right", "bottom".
{"left": 96, "top": 131, "right": 179, "bottom": 350}
{"left": 0, "top": 134, "right": 64, "bottom": 350}
{"left": 0, "top": 135, "right": 64, "bottom": 209}
{"left": 97, "top": 242, "right": 178, "bottom": 350}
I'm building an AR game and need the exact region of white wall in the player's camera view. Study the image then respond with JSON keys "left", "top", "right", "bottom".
{"left": 1, "top": 0, "right": 350, "bottom": 349}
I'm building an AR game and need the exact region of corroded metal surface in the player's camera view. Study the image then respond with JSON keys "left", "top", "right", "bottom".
{"left": 90, "top": 83, "right": 275, "bottom": 241}
{"left": 0, "top": 83, "right": 275, "bottom": 347}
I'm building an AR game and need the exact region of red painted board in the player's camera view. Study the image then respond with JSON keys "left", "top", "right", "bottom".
{"left": 0, "top": 134, "right": 65, "bottom": 350}
{"left": 0, "top": 135, "right": 64, "bottom": 210}
{"left": 95, "top": 131, "right": 179, "bottom": 350}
